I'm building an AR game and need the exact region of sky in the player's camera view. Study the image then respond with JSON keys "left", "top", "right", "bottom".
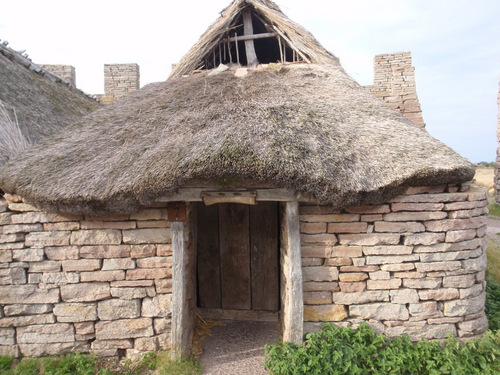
{"left": 1, "top": 0, "right": 499, "bottom": 163}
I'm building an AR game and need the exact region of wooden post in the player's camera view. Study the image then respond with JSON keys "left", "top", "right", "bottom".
{"left": 171, "top": 221, "right": 190, "bottom": 358}
{"left": 242, "top": 9, "right": 258, "bottom": 67}
{"left": 281, "top": 201, "right": 303, "bottom": 344}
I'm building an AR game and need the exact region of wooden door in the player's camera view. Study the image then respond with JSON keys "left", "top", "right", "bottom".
{"left": 197, "top": 202, "right": 279, "bottom": 312}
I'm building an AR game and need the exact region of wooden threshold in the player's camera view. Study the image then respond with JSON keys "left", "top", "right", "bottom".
{"left": 198, "top": 308, "right": 279, "bottom": 322}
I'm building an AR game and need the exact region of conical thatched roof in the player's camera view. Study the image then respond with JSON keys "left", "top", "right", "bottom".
{"left": 0, "top": 42, "right": 101, "bottom": 164}
{"left": 0, "top": 1, "right": 474, "bottom": 215}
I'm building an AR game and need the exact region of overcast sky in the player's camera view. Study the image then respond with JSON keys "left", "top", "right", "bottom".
{"left": 1, "top": 0, "right": 499, "bottom": 163}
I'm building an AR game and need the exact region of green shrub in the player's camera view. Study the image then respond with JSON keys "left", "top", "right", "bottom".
{"left": 0, "top": 356, "right": 14, "bottom": 371}
{"left": 265, "top": 323, "right": 500, "bottom": 375}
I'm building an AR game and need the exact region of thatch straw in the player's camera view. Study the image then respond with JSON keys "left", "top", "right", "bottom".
{"left": 0, "top": 63, "right": 474, "bottom": 215}
{"left": 170, "top": 0, "right": 339, "bottom": 78}
{"left": 0, "top": 48, "right": 100, "bottom": 164}
{"left": 0, "top": 101, "right": 31, "bottom": 164}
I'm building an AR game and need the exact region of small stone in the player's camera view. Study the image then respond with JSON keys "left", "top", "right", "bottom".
{"left": 390, "top": 289, "right": 419, "bottom": 304}
{"left": 332, "top": 290, "right": 389, "bottom": 305}
{"left": 61, "top": 283, "right": 111, "bottom": 302}
{"left": 95, "top": 318, "right": 154, "bottom": 340}
{"left": 98, "top": 299, "right": 141, "bottom": 320}
{"left": 141, "top": 294, "right": 172, "bottom": 317}
{"left": 302, "top": 266, "right": 339, "bottom": 282}
{"left": 54, "top": 303, "right": 97, "bottom": 322}
{"left": 123, "top": 229, "right": 171, "bottom": 245}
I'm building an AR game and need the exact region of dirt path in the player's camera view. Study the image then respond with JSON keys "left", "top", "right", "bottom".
{"left": 199, "top": 321, "right": 280, "bottom": 375}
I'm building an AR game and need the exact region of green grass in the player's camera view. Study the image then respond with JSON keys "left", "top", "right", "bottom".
{"left": 0, "top": 352, "right": 202, "bottom": 375}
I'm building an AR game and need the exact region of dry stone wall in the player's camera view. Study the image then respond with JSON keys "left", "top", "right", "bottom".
{"left": 367, "top": 52, "right": 426, "bottom": 128}
{"left": 102, "top": 63, "right": 140, "bottom": 103}
{"left": 0, "top": 199, "right": 172, "bottom": 358}
{"left": 300, "top": 183, "right": 489, "bottom": 340}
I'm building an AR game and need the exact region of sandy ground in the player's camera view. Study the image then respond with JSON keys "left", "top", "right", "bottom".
{"left": 199, "top": 321, "right": 280, "bottom": 375}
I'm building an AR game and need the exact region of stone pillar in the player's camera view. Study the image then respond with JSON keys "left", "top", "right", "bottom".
{"left": 366, "top": 52, "right": 425, "bottom": 128}
{"left": 40, "top": 64, "right": 76, "bottom": 86}
{"left": 495, "top": 78, "right": 500, "bottom": 204}
{"left": 102, "top": 63, "right": 140, "bottom": 103}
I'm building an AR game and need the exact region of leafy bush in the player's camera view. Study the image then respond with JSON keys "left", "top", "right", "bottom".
{"left": 265, "top": 323, "right": 500, "bottom": 375}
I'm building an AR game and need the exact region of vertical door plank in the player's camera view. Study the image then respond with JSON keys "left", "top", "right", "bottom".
{"left": 196, "top": 203, "right": 221, "bottom": 308}
{"left": 250, "top": 202, "right": 279, "bottom": 311}
{"left": 219, "top": 203, "right": 251, "bottom": 310}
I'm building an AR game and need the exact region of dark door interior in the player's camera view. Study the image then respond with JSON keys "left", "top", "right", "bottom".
{"left": 196, "top": 202, "right": 279, "bottom": 312}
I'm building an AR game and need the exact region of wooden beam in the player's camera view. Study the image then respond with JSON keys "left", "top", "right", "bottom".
{"left": 272, "top": 25, "right": 311, "bottom": 64}
{"left": 242, "top": 9, "right": 258, "bottom": 67}
{"left": 227, "top": 32, "right": 276, "bottom": 42}
{"left": 281, "top": 201, "right": 303, "bottom": 344}
{"left": 201, "top": 191, "right": 257, "bottom": 206}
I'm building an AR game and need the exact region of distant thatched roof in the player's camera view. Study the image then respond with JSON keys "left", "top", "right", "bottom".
{"left": 0, "top": 42, "right": 101, "bottom": 163}
{"left": 0, "top": 63, "right": 474, "bottom": 215}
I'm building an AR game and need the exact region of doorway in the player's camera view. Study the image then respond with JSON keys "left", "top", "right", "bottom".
{"left": 196, "top": 202, "right": 280, "bottom": 319}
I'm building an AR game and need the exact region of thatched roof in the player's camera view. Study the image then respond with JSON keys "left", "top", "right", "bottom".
{"left": 0, "top": 41, "right": 101, "bottom": 163}
{"left": 0, "top": 62, "right": 474, "bottom": 215}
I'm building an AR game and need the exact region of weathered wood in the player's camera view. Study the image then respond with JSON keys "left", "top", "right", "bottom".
{"left": 198, "top": 308, "right": 279, "bottom": 322}
{"left": 227, "top": 32, "right": 277, "bottom": 42}
{"left": 156, "top": 188, "right": 307, "bottom": 202}
{"left": 201, "top": 191, "right": 257, "bottom": 206}
{"left": 250, "top": 202, "right": 279, "bottom": 311}
{"left": 171, "top": 221, "right": 190, "bottom": 358}
{"left": 272, "top": 25, "right": 311, "bottom": 63}
{"left": 281, "top": 201, "right": 303, "bottom": 344}
{"left": 196, "top": 204, "right": 221, "bottom": 308}
{"left": 242, "top": 10, "right": 258, "bottom": 67}
{"left": 219, "top": 204, "right": 251, "bottom": 309}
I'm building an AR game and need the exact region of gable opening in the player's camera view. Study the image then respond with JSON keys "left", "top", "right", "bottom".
{"left": 201, "top": 6, "right": 307, "bottom": 71}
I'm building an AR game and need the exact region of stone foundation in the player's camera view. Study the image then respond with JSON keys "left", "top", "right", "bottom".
{"left": 301, "top": 184, "right": 488, "bottom": 340}
{"left": 0, "top": 183, "right": 489, "bottom": 357}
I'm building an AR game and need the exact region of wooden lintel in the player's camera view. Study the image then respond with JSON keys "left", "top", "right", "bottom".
{"left": 156, "top": 188, "right": 313, "bottom": 203}
{"left": 227, "top": 32, "right": 277, "bottom": 43}
{"left": 201, "top": 191, "right": 257, "bottom": 206}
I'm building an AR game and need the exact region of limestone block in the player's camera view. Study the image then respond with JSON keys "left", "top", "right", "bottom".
{"left": 409, "top": 301, "right": 440, "bottom": 319}
{"left": 0, "top": 248, "right": 12, "bottom": 263}
{"left": 424, "top": 217, "right": 487, "bottom": 232}
{"left": 367, "top": 279, "right": 402, "bottom": 290}
{"left": 123, "top": 228, "right": 171, "bottom": 245}
{"left": 366, "top": 254, "right": 419, "bottom": 265}
{"left": 130, "top": 245, "right": 157, "bottom": 258}
{"left": 12, "top": 248, "right": 44, "bottom": 262}
{"left": 374, "top": 221, "right": 425, "bottom": 233}
{"left": 304, "top": 305, "right": 347, "bottom": 321}
{"left": 443, "top": 274, "right": 476, "bottom": 288}
{"left": 416, "top": 261, "right": 461, "bottom": 273}
{"left": 391, "top": 203, "right": 444, "bottom": 212}
{"left": 17, "top": 323, "right": 74, "bottom": 343}
{"left": 80, "top": 270, "right": 125, "bottom": 282}
{"left": 303, "top": 282, "right": 339, "bottom": 292}
{"left": 339, "top": 273, "right": 368, "bottom": 282}
{"left": 403, "top": 233, "right": 445, "bottom": 246}
{"left": 443, "top": 293, "right": 485, "bottom": 316}
{"left": 363, "top": 246, "right": 413, "bottom": 256}
{"left": 361, "top": 214, "right": 383, "bottom": 222}
{"left": 153, "top": 318, "right": 171, "bottom": 334}
{"left": 384, "top": 212, "right": 447, "bottom": 222}
{"left": 75, "top": 321, "right": 95, "bottom": 335}
{"left": 419, "top": 249, "right": 482, "bottom": 262}
{"left": 448, "top": 208, "right": 488, "bottom": 219}
{"left": 341, "top": 265, "right": 379, "bottom": 272}
{"left": 0, "top": 314, "right": 56, "bottom": 328}
{"left": 95, "top": 318, "right": 154, "bottom": 340}
{"left": 459, "top": 284, "right": 484, "bottom": 299}
{"left": 462, "top": 253, "right": 487, "bottom": 272}
{"left": 80, "top": 245, "right": 130, "bottom": 259}
{"left": 301, "top": 234, "right": 338, "bottom": 245}
{"left": 339, "top": 234, "right": 400, "bottom": 246}
{"left": 390, "top": 289, "right": 419, "bottom": 304}
{"left": 332, "top": 290, "right": 389, "bottom": 305}
{"left": 126, "top": 268, "right": 171, "bottom": 280}
{"left": 54, "top": 303, "right": 97, "bottom": 322}
{"left": 71, "top": 230, "right": 122, "bottom": 245}
{"left": 457, "top": 314, "right": 488, "bottom": 336}
{"left": 0, "top": 285, "right": 60, "bottom": 304}
{"left": 61, "top": 283, "right": 111, "bottom": 302}
{"left": 350, "top": 303, "right": 409, "bottom": 321}
{"left": 98, "top": 299, "right": 141, "bottom": 320}
{"left": 328, "top": 222, "right": 368, "bottom": 234}
{"left": 111, "top": 280, "right": 155, "bottom": 287}
{"left": 300, "top": 223, "right": 326, "bottom": 234}
{"left": 4, "top": 304, "right": 52, "bottom": 316}
{"left": 45, "top": 246, "right": 79, "bottom": 260}
{"left": 28, "top": 261, "right": 61, "bottom": 273}
{"left": 40, "top": 272, "right": 79, "bottom": 284}
{"left": 300, "top": 214, "right": 359, "bottom": 223}
{"left": 325, "top": 258, "right": 352, "bottom": 266}
{"left": 418, "top": 288, "right": 459, "bottom": 301}
{"left": 345, "top": 205, "right": 390, "bottom": 214}
{"left": 427, "top": 317, "right": 463, "bottom": 325}
{"left": 141, "top": 294, "right": 172, "bottom": 317}
{"left": 25, "top": 231, "right": 70, "bottom": 247}
{"left": 392, "top": 271, "right": 425, "bottom": 279}
{"left": 302, "top": 258, "right": 323, "bottom": 267}
{"left": 339, "top": 282, "right": 366, "bottom": 292}
{"left": 43, "top": 222, "right": 80, "bottom": 231}
{"left": 0, "top": 344, "right": 19, "bottom": 357}
{"left": 81, "top": 220, "right": 136, "bottom": 230}
{"left": 136, "top": 257, "right": 172, "bottom": 269}
{"left": 402, "top": 278, "right": 442, "bottom": 289}
{"left": 102, "top": 258, "right": 136, "bottom": 270}
{"left": 134, "top": 336, "right": 160, "bottom": 351}
{"left": 330, "top": 246, "right": 363, "bottom": 258}
{"left": 111, "top": 288, "right": 148, "bottom": 300}
{"left": 303, "top": 291, "right": 332, "bottom": 304}
{"left": 62, "top": 259, "right": 101, "bottom": 272}
{"left": 445, "top": 229, "right": 477, "bottom": 243}
{"left": 0, "top": 268, "right": 26, "bottom": 284}
{"left": 385, "top": 324, "right": 456, "bottom": 340}
{"left": 19, "top": 341, "right": 88, "bottom": 357}
{"left": 2, "top": 223, "right": 43, "bottom": 234}
{"left": 302, "top": 266, "right": 339, "bottom": 282}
